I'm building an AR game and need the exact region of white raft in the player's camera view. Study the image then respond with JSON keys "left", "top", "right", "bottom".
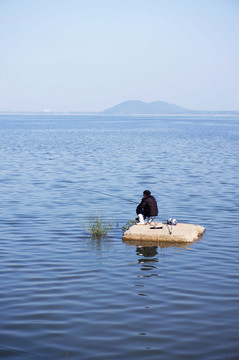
{"left": 122, "top": 222, "right": 205, "bottom": 243}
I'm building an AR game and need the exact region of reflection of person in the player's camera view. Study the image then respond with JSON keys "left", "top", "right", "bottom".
{"left": 136, "top": 246, "right": 158, "bottom": 258}
{"left": 136, "top": 190, "right": 158, "bottom": 224}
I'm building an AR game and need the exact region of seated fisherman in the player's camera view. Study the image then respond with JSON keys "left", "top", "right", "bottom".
{"left": 136, "top": 190, "right": 158, "bottom": 225}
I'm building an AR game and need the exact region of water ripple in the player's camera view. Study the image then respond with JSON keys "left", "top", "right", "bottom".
{"left": 0, "top": 115, "right": 238, "bottom": 359}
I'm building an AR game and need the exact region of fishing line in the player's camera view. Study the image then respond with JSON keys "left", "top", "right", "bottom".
{"left": 0, "top": 344, "right": 47, "bottom": 359}
{"left": 84, "top": 189, "right": 138, "bottom": 204}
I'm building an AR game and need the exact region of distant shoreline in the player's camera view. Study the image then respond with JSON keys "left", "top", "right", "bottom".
{"left": 0, "top": 111, "right": 239, "bottom": 117}
{"left": 1, "top": 99, "right": 239, "bottom": 116}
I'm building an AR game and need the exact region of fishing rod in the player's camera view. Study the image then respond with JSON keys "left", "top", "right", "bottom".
{"left": 86, "top": 189, "right": 139, "bottom": 204}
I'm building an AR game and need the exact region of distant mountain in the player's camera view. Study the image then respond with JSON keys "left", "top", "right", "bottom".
{"left": 102, "top": 100, "right": 192, "bottom": 114}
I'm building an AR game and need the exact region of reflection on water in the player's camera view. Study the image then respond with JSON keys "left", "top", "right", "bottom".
{"left": 136, "top": 246, "right": 159, "bottom": 278}
{"left": 136, "top": 246, "right": 158, "bottom": 258}
{"left": 123, "top": 238, "right": 192, "bottom": 249}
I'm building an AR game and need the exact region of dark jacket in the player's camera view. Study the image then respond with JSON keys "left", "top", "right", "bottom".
{"left": 136, "top": 195, "right": 158, "bottom": 217}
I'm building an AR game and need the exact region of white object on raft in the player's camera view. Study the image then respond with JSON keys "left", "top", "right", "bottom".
{"left": 122, "top": 222, "right": 205, "bottom": 243}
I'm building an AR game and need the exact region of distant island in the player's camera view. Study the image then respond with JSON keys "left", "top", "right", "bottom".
{"left": 102, "top": 100, "right": 239, "bottom": 115}
{"left": 0, "top": 100, "right": 238, "bottom": 115}
{"left": 103, "top": 100, "right": 191, "bottom": 114}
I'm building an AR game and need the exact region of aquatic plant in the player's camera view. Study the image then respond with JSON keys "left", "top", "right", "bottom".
{"left": 82, "top": 213, "right": 114, "bottom": 239}
{"left": 121, "top": 219, "right": 137, "bottom": 231}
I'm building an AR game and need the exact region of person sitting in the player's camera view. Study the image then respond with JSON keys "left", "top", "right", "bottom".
{"left": 136, "top": 190, "right": 158, "bottom": 225}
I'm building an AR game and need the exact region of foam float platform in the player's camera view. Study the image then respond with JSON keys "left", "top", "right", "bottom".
{"left": 122, "top": 222, "right": 205, "bottom": 243}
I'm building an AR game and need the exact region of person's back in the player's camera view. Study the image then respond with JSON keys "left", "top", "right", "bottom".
{"left": 136, "top": 190, "right": 158, "bottom": 224}
{"left": 142, "top": 194, "right": 158, "bottom": 217}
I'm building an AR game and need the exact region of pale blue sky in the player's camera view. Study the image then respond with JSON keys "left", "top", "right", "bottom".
{"left": 0, "top": 0, "right": 238, "bottom": 112}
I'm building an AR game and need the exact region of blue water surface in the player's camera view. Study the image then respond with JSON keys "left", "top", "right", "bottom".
{"left": 0, "top": 114, "right": 238, "bottom": 359}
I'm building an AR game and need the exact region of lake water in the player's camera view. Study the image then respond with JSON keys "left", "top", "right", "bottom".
{"left": 0, "top": 114, "right": 238, "bottom": 359}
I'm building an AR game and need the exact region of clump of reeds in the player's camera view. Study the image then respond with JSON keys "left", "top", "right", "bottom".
{"left": 82, "top": 212, "right": 114, "bottom": 239}
{"left": 122, "top": 219, "right": 137, "bottom": 231}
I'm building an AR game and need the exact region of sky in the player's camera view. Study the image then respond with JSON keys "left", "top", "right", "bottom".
{"left": 0, "top": 0, "right": 239, "bottom": 112}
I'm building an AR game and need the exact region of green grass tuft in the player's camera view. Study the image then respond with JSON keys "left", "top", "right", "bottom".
{"left": 121, "top": 219, "right": 137, "bottom": 231}
{"left": 82, "top": 213, "right": 114, "bottom": 239}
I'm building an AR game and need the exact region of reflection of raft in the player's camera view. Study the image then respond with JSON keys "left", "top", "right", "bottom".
{"left": 122, "top": 222, "right": 205, "bottom": 243}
